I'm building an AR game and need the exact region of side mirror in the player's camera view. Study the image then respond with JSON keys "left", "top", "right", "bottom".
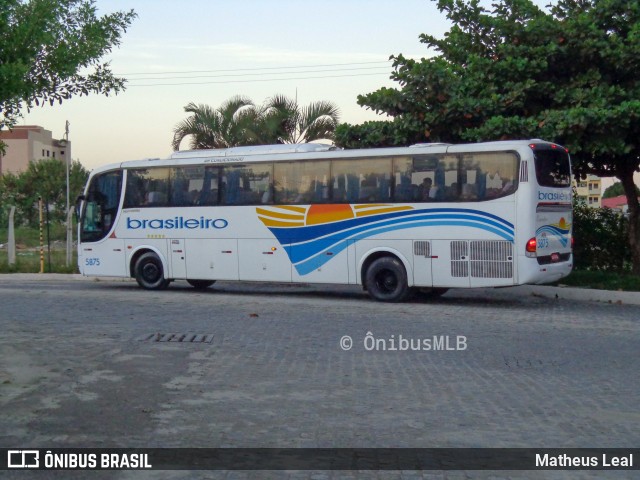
{"left": 75, "top": 194, "right": 85, "bottom": 218}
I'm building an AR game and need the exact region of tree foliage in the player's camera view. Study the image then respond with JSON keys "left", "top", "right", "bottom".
{"left": 171, "top": 97, "right": 264, "bottom": 150}
{"left": 337, "top": 0, "right": 640, "bottom": 273}
{"left": 0, "top": 0, "right": 136, "bottom": 136}
{"left": 262, "top": 94, "right": 340, "bottom": 144}
{"left": 334, "top": 120, "right": 422, "bottom": 149}
{"left": 0, "top": 158, "right": 89, "bottom": 226}
{"left": 172, "top": 95, "right": 340, "bottom": 150}
{"left": 573, "top": 200, "right": 630, "bottom": 271}
{"left": 603, "top": 181, "right": 639, "bottom": 199}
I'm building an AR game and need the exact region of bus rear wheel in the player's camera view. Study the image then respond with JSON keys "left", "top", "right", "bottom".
{"left": 187, "top": 279, "right": 216, "bottom": 289}
{"left": 364, "top": 256, "right": 410, "bottom": 303}
{"left": 134, "top": 252, "right": 170, "bottom": 290}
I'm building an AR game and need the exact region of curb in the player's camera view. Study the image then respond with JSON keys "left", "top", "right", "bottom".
{"left": 524, "top": 284, "right": 640, "bottom": 306}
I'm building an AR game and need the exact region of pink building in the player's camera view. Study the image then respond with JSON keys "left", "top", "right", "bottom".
{"left": 601, "top": 195, "right": 632, "bottom": 213}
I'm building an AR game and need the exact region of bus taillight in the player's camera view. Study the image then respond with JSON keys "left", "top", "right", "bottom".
{"left": 526, "top": 237, "right": 537, "bottom": 257}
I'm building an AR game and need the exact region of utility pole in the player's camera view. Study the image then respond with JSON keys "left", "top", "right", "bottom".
{"left": 63, "top": 120, "right": 72, "bottom": 267}
{"left": 8, "top": 206, "right": 16, "bottom": 266}
{"left": 39, "top": 197, "right": 44, "bottom": 274}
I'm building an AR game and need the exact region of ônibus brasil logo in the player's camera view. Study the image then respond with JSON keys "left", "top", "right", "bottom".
{"left": 126, "top": 216, "right": 228, "bottom": 230}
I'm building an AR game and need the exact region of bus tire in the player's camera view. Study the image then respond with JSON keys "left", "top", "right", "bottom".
{"left": 364, "top": 256, "right": 410, "bottom": 303}
{"left": 187, "top": 279, "right": 216, "bottom": 289}
{"left": 134, "top": 252, "right": 170, "bottom": 290}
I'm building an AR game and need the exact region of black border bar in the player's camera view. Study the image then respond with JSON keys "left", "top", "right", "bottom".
{"left": 2, "top": 448, "right": 637, "bottom": 470}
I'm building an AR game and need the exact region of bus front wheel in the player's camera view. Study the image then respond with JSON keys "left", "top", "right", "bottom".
{"left": 187, "top": 279, "right": 216, "bottom": 289}
{"left": 364, "top": 257, "right": 410, "bottom": 303}
{"left": 134, "top": 252, "right": 170, "bottom": 290}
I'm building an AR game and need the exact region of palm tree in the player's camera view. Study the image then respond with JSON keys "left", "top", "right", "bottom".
{"left": 262, "top": 94, "right": 340, "bottom": 144}
{"left": 172, "top": 94, "right": 341, "bottom": 150}
{"left": 171, "top": 96, "right": 264, "bottom": 150}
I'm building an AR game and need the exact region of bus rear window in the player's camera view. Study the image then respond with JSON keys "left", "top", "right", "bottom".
{"left": 534, "top": 148, "right": 571, "bottom": 188}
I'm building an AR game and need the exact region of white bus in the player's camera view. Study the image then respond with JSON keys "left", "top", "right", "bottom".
{"left": 78, "top": 140, "right": 573, "bottom": 302}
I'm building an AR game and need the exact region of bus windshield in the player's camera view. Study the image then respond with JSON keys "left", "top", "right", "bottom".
{"left": 80, "top": 170, "right": 122, "bottom": 243}
{"left": 534, "top": 147, "right": 571, "bottom": 188}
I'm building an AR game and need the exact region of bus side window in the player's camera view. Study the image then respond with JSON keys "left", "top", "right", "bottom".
{"left": 125, "top": 168, "right": 170, "bottom": 207}
{"left": 469, "top": 152, "right": 519, "bottom": 200}
{"left": 222, "top": 164, "right": 272, "bottom": 205}
{"left": 124, "top": 170, "right": 146, "bottom": 208}
{"left": 393, "top": 157, "right": 416, "bottom": 202}
{"left": 198, "top": 167, "right": 219, "bottom": 206}
{"left": 171, "top": 166, "right": 207, "bottom": 207}
{"left": 332, "top": 158, "right": 391, "bottom": 204}
{"left": 274, "top": 160, "right": 329, "bottom": 205}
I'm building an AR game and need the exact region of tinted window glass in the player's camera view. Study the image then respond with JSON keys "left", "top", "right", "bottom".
{"left": 393, "top": 155, "right": 453, "bottom": 202}
{"left": 196, "top": 167, "right": 221, "bottom": 206}
{"left": 274, "top": 160, "right": 330, "bottom": 204}
{"left": 124, "top": 168, "right": 170, "bottom": 208}
{"left": 222, "top": 164, "right": 272, "bottom": 205}
{"left": 332, "top": 158, "right": 392, "bottom": 203}
{"left": 535, "top": 148, "right": 571, "bottom": 187}
{"left": 393, "top": 152, "right": 518, "bottom": 202}
{"left": 80, "top": 170, "right": 122, "bottom": 242}
{"left": 461, "top": 152, "right": 518, "bottom": 200}
{"left": 124, "top": 166, "right": 221, "bottom": 208}
{"left": 171, "top": 166, "right": 220, "bottom": 206}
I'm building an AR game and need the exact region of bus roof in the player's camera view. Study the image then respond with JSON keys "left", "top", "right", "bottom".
{"left": 171, "top": 143, "right": 337, "bottom": 158}
{"left": 87, "top": 139, "right": 560, "bottom": 175}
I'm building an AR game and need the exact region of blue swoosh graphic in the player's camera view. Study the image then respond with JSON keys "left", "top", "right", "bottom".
{"left": 269, "top": 208, "right": 513, "bottom": 245}
{"left": 293, "top": 219, "right": 514, "bottom": 275}
{"left": 262, "top": 208, "right": 516, "bottom": 276}
{"left": 285, "top": 213, "right": 513, "bottom": 264}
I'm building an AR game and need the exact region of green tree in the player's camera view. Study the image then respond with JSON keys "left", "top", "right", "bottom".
{"left": 0, "top": 0, "right": 136, "bottom": 144}
{"left": 0, "top": 158, "right": 88, "bottom": 226}
{"left": 573, "top": 200, "right": 630, "bottom": 271}
{"left": 171, "top": 97, "right": 265, "bottom": 150}
{"left": 262, "top": 94, "right": 340, "bottom": 144}
{"left": 603, "top": 181, "right": 639, "bottom": 199}
{"left": 337, "top": 0, "right": 640, "bottom": 274}
{"left": 334, "top": 120, "right": 422, "bottom": 149}
{"left": 172, "top": 95, "right": 341, "bottom": 150}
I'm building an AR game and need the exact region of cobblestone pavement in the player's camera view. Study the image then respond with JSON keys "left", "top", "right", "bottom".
{"left": 0, "top": 277, "right": 638, "bottom": 479}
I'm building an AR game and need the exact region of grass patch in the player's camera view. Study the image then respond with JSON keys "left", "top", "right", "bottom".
{"left": 0, "top": 224, "right": 78, "bottom": 273}
{"left": 0, "top": 250, "right": 78, "bottom": 273}
{"left": 0, "top": 224, "right": 71, "bottom": 248}
{"left": 559, "top": 270, "right": 640, "bottom": 292}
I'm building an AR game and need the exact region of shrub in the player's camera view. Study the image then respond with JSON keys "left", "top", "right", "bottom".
{"left": 572, "top": 201, "right": 630, "bottom": 271}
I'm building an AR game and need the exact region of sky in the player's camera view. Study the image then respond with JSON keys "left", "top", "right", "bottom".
{"left": 20, "top": 0, "right": 451, "bottom": 170}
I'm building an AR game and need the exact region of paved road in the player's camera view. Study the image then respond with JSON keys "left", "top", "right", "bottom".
{"left": 0, "top": 276, "right": 638, "bottom": 479}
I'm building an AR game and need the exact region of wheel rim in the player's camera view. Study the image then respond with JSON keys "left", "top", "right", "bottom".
{"left": 142, "top": 262, "right": 161, "bottom": 284}
{"left": 375, "top": 268, "right": 398, "bottom": 294}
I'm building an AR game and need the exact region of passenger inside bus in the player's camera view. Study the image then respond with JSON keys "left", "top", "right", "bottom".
{"left": 418, "top": 177, "right": 440, "bottom": 201}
